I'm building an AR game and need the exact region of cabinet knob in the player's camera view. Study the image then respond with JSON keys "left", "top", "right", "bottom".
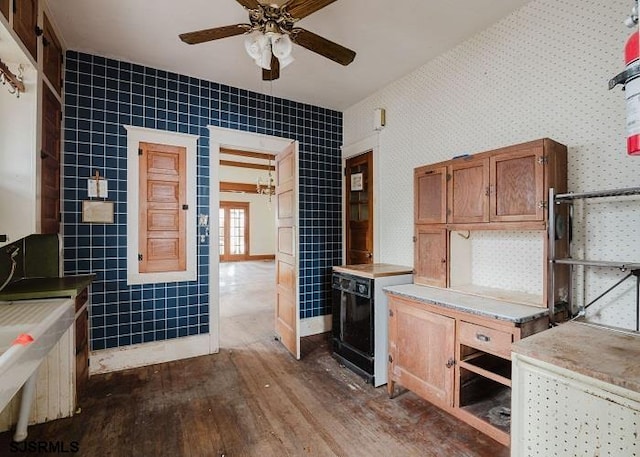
{"left": 441, "top": 258, "right": 446, "bottom": 263}
{"left": 445, "top": 358, "right": 456, "bottom": 368}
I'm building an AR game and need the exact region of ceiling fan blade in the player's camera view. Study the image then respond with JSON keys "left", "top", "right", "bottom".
{"left": 285, "top": 0, "right": 337, "bottom": 19}
{"left": 291, "top": 28, "right": 355, "bottom": 66}
{"left": 179, "top": 24, "right": 251, "bottom": 45}
{"left": 235, "top": 0, "right": 261, "bottom": 10}
{"left": 262, "top": 54, "right": 280, "bottom": 81}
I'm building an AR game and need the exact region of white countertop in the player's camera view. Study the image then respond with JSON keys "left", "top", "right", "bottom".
{"left": 383, "top": 283, "right": 548, "bottom": 324}
{"left": 512, "top": 321, "right": 640, "bottom": 394}
{"left": 332, "top": 263, "right": 413, "bottom": 279}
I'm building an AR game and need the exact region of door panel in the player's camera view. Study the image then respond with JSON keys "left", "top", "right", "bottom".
{"left": 346, "top": 151, "right": 373, "bottom": 264}
{"left": 139, "top": 142, "right": 186, "bottom": 273}
{"left": 414, "top": 226, "right": 447, "bottom": 287}
{"left": 1, "top": 0, "right": 9, "bottom": 21}
{"left": 219, "top": 202, "right": 249, "bottom": 261}
{"left": 490, "top": 147, "right": 544, "bottom": 221}
{"left": 448, "top": 158, "right": 489, "bottom": 223}
{"left": 415, "top": 165, "right": 447, "bottom": 224}
{"left": 275, "top": 142, "right": 299, "bottom": 359}
{"left": 13, "top": 0, "right": 38, "bottom": 61}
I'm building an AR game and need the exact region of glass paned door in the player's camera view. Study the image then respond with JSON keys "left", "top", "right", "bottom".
{"left": 219, "top": 202, "right": 250, "bottom": 261}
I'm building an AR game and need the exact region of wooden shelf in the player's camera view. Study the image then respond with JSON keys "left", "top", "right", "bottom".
{"left": 459, "top": 375, "right": 511, "bottom": 435}
{"left": 459, "top": 353, "right": 512, "bottom": 387}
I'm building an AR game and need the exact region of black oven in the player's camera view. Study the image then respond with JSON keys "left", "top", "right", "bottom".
{"left": 331, "top": 272, "right": 374, "bottom": 382}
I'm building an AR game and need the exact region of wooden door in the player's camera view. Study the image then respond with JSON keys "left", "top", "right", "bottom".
{"left": 388, "top": 297, "right": 455, "bottom": 408}
{"left": 345, "top": 151, "right": 373, "bottom": 264}
{"left": 415, "top": 165, "right": 447, "bottom": 224}
{"left": 490, "top": 146, "right": 545, "bottom": 222}
{"left": 13, "top": 0, "right": 38, "bottom": 61}
{"left": 43, "top": 13, "right": 63, "bottom": 95}
{"left": 414, "top": 226, "right": 447, "bottom": 287}
{"left": 0, "top": 0, "right": 9, "bottom": 20}
{"left": 218, "top": 201, "right": 250, "bottom": 261}
{"left": 41, "top": 83, "right": 61, "bottom": 234}
{"left": 139, "top": 142, "right": 186, "bottom": 273}
{"left": 275, "top": 142, "right": 299, "bottom": 359}
{"left": 448, "top": 158, "right": 489, "bottom": 223}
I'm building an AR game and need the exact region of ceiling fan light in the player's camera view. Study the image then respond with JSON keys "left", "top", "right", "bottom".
{"left": 259, "top": 44, "right": 272, "bottom": 70}
{"left": 244, "top": 31, "right": 263, "bottom": 60}
{"left": 277, "top": 54, "right": 294, "bottom": 69}
{"left": 271, "top": 33, "right": 293, "bottom": 59}
{"left": 264, "top": 21, "right": 279, "bottom": 37}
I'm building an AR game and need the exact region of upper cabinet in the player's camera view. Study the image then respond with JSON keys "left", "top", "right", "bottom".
{"left": 414, "top": 164, "right": 447, "bottom": 224}
{"left": 13, "top": 0, "right": 39, "bottom": 61}
{"left": 448, "top": 157, "right": 489, "bottom": 224}
{"left": 0, "top": 0, "right": 9, "bottom": 21}
{"left": 415, "top": 139, "right": 567, "bottom": 230}
{"left": 43, "top": 12, "right": 63, "bottom": 94}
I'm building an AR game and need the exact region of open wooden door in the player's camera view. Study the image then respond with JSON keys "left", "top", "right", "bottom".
{"left": 274, "top": 142, "right": 299, "bottom": 359}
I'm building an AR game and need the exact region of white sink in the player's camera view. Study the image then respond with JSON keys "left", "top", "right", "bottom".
{"left": 0, "top": 298, "right": 74, "bottom": 413}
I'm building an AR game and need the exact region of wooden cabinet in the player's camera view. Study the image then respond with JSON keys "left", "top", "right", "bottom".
{"left": 414, "top": 164, "right": 447, "bottom": 224}
{"left": 43, "top": 12, "right": 63, "bottom": 94}
{"left": 13, "top": 0, "right": 38, "bottom": 61}
{"left": 414, "top": 226, "right": 447, "bottom": 287}
{"left": 74, "top": 288, "right": 89, "bottom": 398}
{"left": 388, "top": 296, "right": 455, "bottom": 408}
{"left": 0, "top": 0, "right": 9, "bottom": 20}
{"left": 41, "top": 82, "right": 61, "bottom": 234}
{"left": 448, "top": 157, "right": 489, "bottom": 223}
{"left": 387, "top": 292, "right": 548, "bottom": 446}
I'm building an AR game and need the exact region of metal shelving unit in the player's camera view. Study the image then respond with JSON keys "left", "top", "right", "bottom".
{"left": 548, "top": 187, "right": 640, "bottom": 329}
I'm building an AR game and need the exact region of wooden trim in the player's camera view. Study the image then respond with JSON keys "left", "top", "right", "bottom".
{"left": 220, "top": 182, "right": 259, "bottom": 194}
{"left": 220, "top": 254, "right": 275, "bottom": 262}
{"left": 220, "top": 147, "right": 276, "bottom": 161}
{"left": 220, "top": 160, "right": 275, "bottom": 171}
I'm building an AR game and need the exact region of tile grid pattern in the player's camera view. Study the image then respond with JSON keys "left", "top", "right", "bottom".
{"left": 343, "top": 0, "right": 640, "bottom": 330}
{"left": 63, "top": 51, "right": 342, "bottom": 350}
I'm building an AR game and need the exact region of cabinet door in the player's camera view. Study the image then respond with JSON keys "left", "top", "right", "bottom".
{"left": 448, "top": 158, "right": 489, "bottom": 223}
{"left": 13, "top": 0, "right": 38, "bottom": 61}
{"left": 388, "top": 298, "right": 455, "bottom": 408}
{"left": 414, "top": 226, "right": 447, "bottom": 287}
{"left": 415, "top": 165, "right": 447, "bottom": 224}
{"left": 490, "top": 146, "right": 545, "bottom": 222}
{"left": 43, "top": 13, "right": 63, "bottom": 94}
{"left": 41, "top": 83, "right": 61, "bottom": 234}
{"left": 0, "top": 0, "right": 9, "bottom": 21}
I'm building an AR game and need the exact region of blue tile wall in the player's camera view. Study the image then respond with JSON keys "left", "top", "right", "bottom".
{"left": 63, "top": 50, "right": 343, "bottom": 351}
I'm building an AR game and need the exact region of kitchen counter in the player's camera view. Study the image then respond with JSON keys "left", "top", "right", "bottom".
{"left": 512, "top": 320, "right": 640, "bottom": 394}
{"left": 332, "top": 263, "right": 413, "bottom": 279}
{"left": 0, "top": 275, "right": 95, "bottom": 302}
{"left": 384, "top": 283, "right": 548, "bottom": 324}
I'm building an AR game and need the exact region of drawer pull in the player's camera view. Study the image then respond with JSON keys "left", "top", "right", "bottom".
{"left": 476, "top": 333, "right": 491, "bottom": 342}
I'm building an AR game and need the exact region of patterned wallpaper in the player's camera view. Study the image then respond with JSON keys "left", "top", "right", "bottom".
{"left": 344, "top": 0, "right": 640, "bottom": 330}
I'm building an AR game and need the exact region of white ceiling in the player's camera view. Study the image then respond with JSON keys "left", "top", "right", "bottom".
{"left": 46, "top": 0, "right": 532, "bottom": 111}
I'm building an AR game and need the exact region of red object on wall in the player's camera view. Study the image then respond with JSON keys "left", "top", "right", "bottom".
{"left": 624, "top": 31, "right": 640, "bottom": 156}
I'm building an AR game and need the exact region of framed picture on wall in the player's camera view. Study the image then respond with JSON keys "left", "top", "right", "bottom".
{"left": 351, "top": 172, "right": 364, "bottom": 191}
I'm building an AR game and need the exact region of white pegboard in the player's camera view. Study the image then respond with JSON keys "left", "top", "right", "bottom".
{"left": 512, "top": 354, "right": 640, "bottom": 457}
{"left": 344, "top": 0, "right": 640, "bottom": 326}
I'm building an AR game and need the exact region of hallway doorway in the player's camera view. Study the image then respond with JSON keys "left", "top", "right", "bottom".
{"left": 219, "top": 260, "right": 275, "bottom": 348}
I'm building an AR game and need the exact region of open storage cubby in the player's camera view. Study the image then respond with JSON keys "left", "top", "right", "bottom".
{"left": 459, "top": 371, "right": 512, "bottom": 435}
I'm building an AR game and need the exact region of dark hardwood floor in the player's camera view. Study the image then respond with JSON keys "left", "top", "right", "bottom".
{"left": 0, "top": 334, "right": 508, "bottom": 457}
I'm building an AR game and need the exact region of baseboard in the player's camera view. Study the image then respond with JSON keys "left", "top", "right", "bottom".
{"left": 221, "top": 255, "right": 275, "bottom": 262}
{"left": 300, "top": 314, "right": 332, "bottom": 337}
{"left": 89, "top": 334, "right": 212, "bottom": 375}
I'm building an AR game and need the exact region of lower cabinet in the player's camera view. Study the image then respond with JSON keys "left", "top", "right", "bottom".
{"left": 387, "top": 294, "right": 547, "bottom": 447}
{"left": 388, "top": 299, "right": 455, "bottom": 408}
{"left": 74, "top": 288, "right": 89, "bottom": 399}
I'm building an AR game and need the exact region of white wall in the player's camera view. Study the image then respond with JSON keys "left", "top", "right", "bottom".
{"left": 344, "top": 0, "right": 640, "bottom": 330}
{"left": 219, "top": 165, "right": 275, "bottom": 256}
{"left": 0, "top": 26, "right": 38, "bottom": 246}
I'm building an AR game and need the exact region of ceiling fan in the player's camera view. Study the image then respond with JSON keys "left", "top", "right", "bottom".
{"left": 179, "top": 0, "right": 356, "bottom": 81}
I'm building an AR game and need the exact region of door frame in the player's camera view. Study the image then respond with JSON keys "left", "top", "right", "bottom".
{"left": 208, "top": 126, "right": 298, "bottom": 354}
{"left": 219, "top": 201, "right": 251, "bottom": 262}
{"left": 341, "top": 134, "right": 381, "bottom": 264}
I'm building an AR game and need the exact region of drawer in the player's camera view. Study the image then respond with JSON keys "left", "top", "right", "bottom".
{"left": 458, "top": 321, "right": 513, "bottom": 359}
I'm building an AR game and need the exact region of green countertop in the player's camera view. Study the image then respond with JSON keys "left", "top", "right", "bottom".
{"left": 0, "top": 275, "right": 95, "bottom": 301}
